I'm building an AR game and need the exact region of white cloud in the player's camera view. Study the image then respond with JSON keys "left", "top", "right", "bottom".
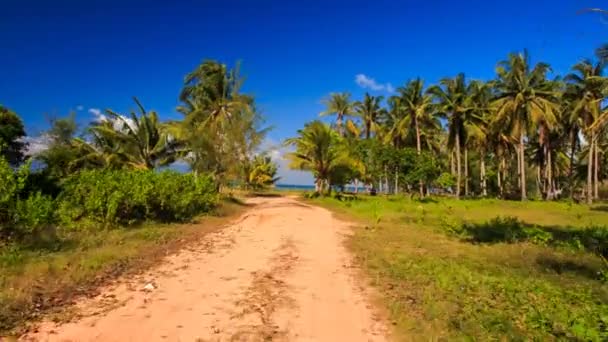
{"left": 89, "top": 108, "right": 103, "bottom": 121}
{"left": 20, "top": 135, "right": 52, "bottom": 156}
{"left": 76, "top": 105, "right": 84, "bottom": 111}
{"left": 355, "top": 74, "right": 394, "bottom": 93}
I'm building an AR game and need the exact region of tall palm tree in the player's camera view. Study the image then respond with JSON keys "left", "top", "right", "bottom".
{"left": 392, "top": 78, "right": 436, "bottom": 196}
{"left": 320, "top": 93, "right": 354, "bottom": 137}
{"left": 428, "top": 73, "right": 470, "bottom": 198}
{"left": 564, "top": 59, "right": 608, "bottom": 203}
{"left": 178, "top": 60, "right": 251, "bottom": 127}
{"left": 466, "top": 80, "right": 493, "bottom": 196}
{"left": 493, "top": 51, "right": 560, "bottom": 200}
{"left": 284, "top": 121, "right": 352, "bottom": 193}
{"left": 354, "top": 93, "right": 384, "bottom": 139}
{"left": 92, "top": 98, "right": 179, "bottom": 170}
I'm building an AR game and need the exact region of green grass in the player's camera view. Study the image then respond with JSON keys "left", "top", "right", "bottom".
{"left": 0, "top": 198, "right": 247, "bottom": 336}
{"left": 311, "top": 196, "right": 608, "bottom": 340}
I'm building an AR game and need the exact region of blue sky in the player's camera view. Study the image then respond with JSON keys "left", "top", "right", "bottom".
{"left": 1, "top": 0, "right": 607, "bottom": 184}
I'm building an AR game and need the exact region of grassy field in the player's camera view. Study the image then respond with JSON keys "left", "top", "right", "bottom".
{"left": 311, "top": 195, "right": 608, "bottom": 340}
{"left": 0, "top": 197, "right": 247, "bottom": 336}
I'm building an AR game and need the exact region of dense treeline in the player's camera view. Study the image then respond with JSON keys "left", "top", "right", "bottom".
{"left": 287, "top": 48, "right": 608, "bottom": 203}
{"left": 0, "top": 60, "right": 278, "bottom": 244}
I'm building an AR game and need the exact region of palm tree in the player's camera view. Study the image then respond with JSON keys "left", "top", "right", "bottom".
{"left": 320, "top": 93, "right": 354, "bottom": 137}
{"left": 565, "top": 59, "right": 608, "bottom": 203}
{"left": 285, "top": 121, "right": 352, "bottom": 193}
{"left": 244, "top": 154, "right": 280, "bottom": 190}
{"left": 392, "top": 78, "right": 435, "bottom": 196}
{"left": 354, "top": 93, "right": 384, "bottom": 139}
{"left": 428, "top": 73, "right": 470, "bottom": 198}
{"left": 178, "top": 60, "right": 251, "bottom": 127}
{"left": 466, "top": 80, "right": 493, "bottom": 196}
{"left": 493, "top": 51, "right": 560, "bottom": 200}
{"left": 92, "top": 98, "right": 179, "bottom": 170}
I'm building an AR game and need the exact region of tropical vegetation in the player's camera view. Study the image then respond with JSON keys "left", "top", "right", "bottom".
{"left": 0, "top": 59, "right": 277, "bottom": 334}
{"left": 288, "top": 48, "right": 608, "bottom": 204}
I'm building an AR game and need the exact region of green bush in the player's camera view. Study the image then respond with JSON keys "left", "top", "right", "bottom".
{"left": 57, "top": 170, "right": 218, "bottom": 226}
{"left": 12, "top": 192, "right": 55, "bottom": 237}
{"left": 0, "top": 158, "right": 55, "bottom": 240}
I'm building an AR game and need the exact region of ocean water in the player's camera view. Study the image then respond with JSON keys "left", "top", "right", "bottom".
{"left": 275, "top": 184, "right": 366, "bottom": 192}
{"left": 275, "top": 184, "right": 315, "bottom": 191}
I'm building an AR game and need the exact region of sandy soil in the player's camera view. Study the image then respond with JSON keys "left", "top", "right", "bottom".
{"left": 22, "top": 196, "right": 388, "bottom": 342}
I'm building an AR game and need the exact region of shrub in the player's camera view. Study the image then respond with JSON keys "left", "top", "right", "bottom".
{"left": 57, "top": 170, "right": 218, "bottom": 227}
{"left": 0, "top": 158, "right": 54, "bottom": 240}
{"left": 12, "top": 192, "right": 55, "bottom": 238}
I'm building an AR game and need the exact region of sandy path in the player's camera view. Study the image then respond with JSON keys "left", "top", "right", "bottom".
{"left": 23, "top": 197, "right": 388, "bottom": 342}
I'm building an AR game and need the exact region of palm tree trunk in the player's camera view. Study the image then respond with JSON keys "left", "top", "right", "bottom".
{"left": 336, "top": 114, "right": 344, "bottom": 137}
{"left": 520, "top": 131, "right": 527, "bottom": 201}
{"left": 587, "top": 133, "right": 594, "bottom": 204}
{"left": 594, "top": 135, "right": 599, "bottom": 199}
{"left": 569, "top": 129, "right": 577, "bottom": 199}
{"left": 464, "top": 147, "right": 469, "bottom": 197}
{"left": 536, "top": 165, "right": 542, "bottom": 198}
{"left": 455, "top": 133, "right": 461, "bottom": 199}
{"left": 480, "top": 152, "right": 487, "bottom": 197}
{"left": 450, "top": 151, "right": 456, "bottom": 175}
{"left": 544, "top": 145, "right": 551, "bottom": 200}
{"left": 354, "top": 179, "right": 359, "bottom": 194}
{"left": 516, "top": 144, "right": 521, "bottom": 189}
{"left": 394, "top": 166, "right": 399, "bottom": 195}
{"left": 415, "top": 118, "right": 424, "bottom": 197}
{"left": 497, "top": 156, "right": 503, "bottom": 198}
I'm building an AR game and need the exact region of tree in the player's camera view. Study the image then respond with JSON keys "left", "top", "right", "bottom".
{"left": 285, "top": 121, "right": 353, "bottom": 193}
{"left": 392, "top": 78, "right": 436, "bottom": 196}
{"left": 0, "top": 106, "right": 27, "bottom": 166}
{"left": 565, "top": 59, "right": 608, "bottom": 203}
{"left": 91, "top": 98, "right": 179, "bottom": 170}
{"left": 428, "top": 73, "right": 470, "bottom": 198}
{"left": 354, "top": 93, "right": 384, "bottom": 139}
{"left": 36, "top": 114, "right": 81, "bottom": 179}
{"left": 174, "top": 60, "right": 269, "bottom": 187}
{"left": 178, "top": 60, "right": 251, "bottom": 126}
{"left": 466, "top": 80, "right": 492, "bottom": 196}
{"left": 320, "top": 93, "right": 354, "bottom": 137}
{"left": 492, "top": 51, "right": 560, "bottom": 200}
{"left": 244, "top": 154, "right": 280, "bottom": 190}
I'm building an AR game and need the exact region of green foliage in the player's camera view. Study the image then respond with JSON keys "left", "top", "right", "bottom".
{"left": 244, "top": 154, "right": 280, "bottom": 190}
{"left": 285, "top": 120, "right": 357, "bottom": 192}
{"left": 12, "top": 192, "right": 55, "bottom": 237}
{"left": 0, "top": 106, "right": 27, "bottom": 166}
{"left": 88, "top": 98, "right": 181, "bottom": 170}
{"left": 435, "top": 172, "right": 456, "bottom": 189}
{"left": 57, "top": 170, "right": 217, "bottom": 226}
{"left": 0, "top": 158, "right": 54, "bottom": 240}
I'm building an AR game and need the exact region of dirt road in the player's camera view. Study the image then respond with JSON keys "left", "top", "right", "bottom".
{"left": 23, "top": 197, "right": 388, "bottom": 341}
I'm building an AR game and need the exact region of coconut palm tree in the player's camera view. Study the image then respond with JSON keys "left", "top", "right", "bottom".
{"left": 285, "top": 121, "right": 352, "bottom": 193}
{"left": 354, "top": 93, "right": 384, "bottom": 139}
{"left": 565, "top": 59, "right": 608, "bottom": 203}
{"left": 492, "top": 51, "right": 560, "bottom": 201}
{"left": 91, "top": 98, "right": 179, "bottom": 170}
{"left": 428, "top": 73, "right": 470, "bottom": 198}
{"left": 466, "top": 80, "right": 493, "bottom": 196}
{"left": 391, "top": 78, "right": 436, "bottom": 196}
{"left": 320, "top": 93, "right": 354, "bottom": 137}
{"left": 178, "top": 60, "right": 251, "bottom": 127}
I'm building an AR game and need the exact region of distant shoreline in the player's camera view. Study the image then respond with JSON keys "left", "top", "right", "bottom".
{"left": 275, "top": 184, "right": 365, "bottom": 192}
